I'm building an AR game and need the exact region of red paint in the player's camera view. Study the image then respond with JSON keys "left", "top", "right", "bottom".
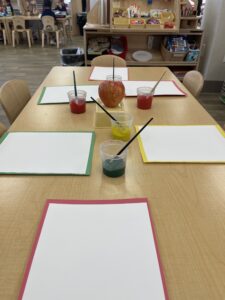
{"left": 70, "top": 98, "right": 86, "bottom": 114}
{"left": 137, "top": 95, "right": 153, "bottom": 109}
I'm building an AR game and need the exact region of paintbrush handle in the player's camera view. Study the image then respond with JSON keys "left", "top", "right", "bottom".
{"left": 116, "top": 117, "right": 154, "bottom": 156}
{"left": 151, "top": 71, "right": 167, "bottom": 94}
{"left": 91, "top": 97, "right": 117, "bottom": 122}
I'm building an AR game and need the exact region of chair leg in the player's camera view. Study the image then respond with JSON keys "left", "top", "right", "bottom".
{"left": 15, "top": 32, "right": 19, "bottom": 45}
{"left": 56, "top": 31, "right": 59, "bottom": 48}
{"left": 30, "top": 31, "right": 34, "bottom": 44}
{"left": 42, "top": 31, "right": 45, "bottom": 48}
{"left": 12, "top": 30, "right": 15, "bottom": 47}
{"left": 3, "top": 30, "right": 6, "bottom": 45}
{"left": 27, "top": 30, "right": 31, "bottom": 48}
{"left": 47, "top": 32, "right": 50, "bottom": 45}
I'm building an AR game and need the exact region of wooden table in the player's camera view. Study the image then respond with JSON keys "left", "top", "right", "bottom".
{"left": 1, "top": 67, "right": 225, "bottom": 300}
{"left": 0, "top": 15, "right": 72, "bottom": 44}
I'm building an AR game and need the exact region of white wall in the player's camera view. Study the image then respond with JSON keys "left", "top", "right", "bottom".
{"left": 201, "top": 0, "right": 225, "bottom": 81}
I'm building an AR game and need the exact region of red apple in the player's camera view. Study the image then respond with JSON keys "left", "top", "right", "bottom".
{"left": 98, "top": 79, "right": 125, "bottom": 108}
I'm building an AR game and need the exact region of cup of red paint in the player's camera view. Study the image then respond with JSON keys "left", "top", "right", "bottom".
{"left": 137, "top": 87, "right": 153, "bottom": 110}
{"left": 67, "top": 90, "right": 86, "bottom": 114}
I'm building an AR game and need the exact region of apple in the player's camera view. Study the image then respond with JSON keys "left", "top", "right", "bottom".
{"left": 98, "top": 79, "right": 125, "bottom": 108}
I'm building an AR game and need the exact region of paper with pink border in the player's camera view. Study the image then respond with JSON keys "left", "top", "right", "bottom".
{"left": 123, "top": 80, "right": 186, "bottom": 96}
{"left": 18, "top": 198, "right": 169, "bottom": 300}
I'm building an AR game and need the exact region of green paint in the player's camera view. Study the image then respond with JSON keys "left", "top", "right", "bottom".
{"left": 103, "top": 157, "right": 125, "bottom": 178}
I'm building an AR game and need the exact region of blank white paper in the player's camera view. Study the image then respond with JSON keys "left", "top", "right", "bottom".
{"left": 0, "top": 132, "right": 94, "bottom": 174}
{"left": 89, "top": 67, "right": 129, "bottom": 81}
{"left": 22, "top": 201, "right": 166, "bottom": 300}
{"left": 39, "top": 85, "right": 99, "bottom": 104}
{"left": 123, "top": 81, "right": 185, "bottom": 96}
{"left": 137, "top": 125, "right": 225, "bottom": 162}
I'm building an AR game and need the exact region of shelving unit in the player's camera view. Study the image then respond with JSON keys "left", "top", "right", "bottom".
{"left": 84, "top": 0, "right": 204, "bottom": 79}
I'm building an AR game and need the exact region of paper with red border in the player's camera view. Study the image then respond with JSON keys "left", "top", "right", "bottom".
{"left": 19, "top": 198, "right": 169, "bottom": 300}
{"left": 123, "top": 80, "right": 186, "bottom": 96}
{"left": 89, "top": 66, "right": 129, "bottom": 81}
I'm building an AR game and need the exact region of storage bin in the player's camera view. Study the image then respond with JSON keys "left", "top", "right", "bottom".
{"left": 145, "top": 19, "right": 161, "bottom": 29}
{"left": 60, "top": 48, "right": 84, "bottom": 66}
{"left": 161, "top": 44, "right": 187, "bottom": 61}
{"left": 129, "top": 18, "right": 145, "bottom": 29}
{"left": 113, "top": 17, "right": 129, "bottom": 28}
{"left": 185, "top": 49, "right": 200, "bottom": 61}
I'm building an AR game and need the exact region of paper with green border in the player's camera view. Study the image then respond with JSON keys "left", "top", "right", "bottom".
{"left": 37, "top": 85, "right": 98, "bottom": 105}
{"left": 0, "top": 131, "right": 95, "bottom": 175}
{"left": 136, "top": 124, "right": 225, "bottom": 163}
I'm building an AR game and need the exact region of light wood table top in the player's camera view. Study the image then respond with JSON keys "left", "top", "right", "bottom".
{"left": 1, "top": 67, "right": 225, "bottom": 300}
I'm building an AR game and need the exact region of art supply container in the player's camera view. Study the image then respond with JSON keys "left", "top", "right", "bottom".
{"left": 111, "top": 112, "right": 133, "bottom": 141}
{"left": 67, "top": 90, "right": 86, "bottom": 114}
{"left": 137, "top": 87, "right": 153, "bottom": 109}
{"left": 100, "top": 140, "right": 128, "bottom": 178}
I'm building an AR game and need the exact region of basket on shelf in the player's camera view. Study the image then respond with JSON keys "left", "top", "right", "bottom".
{"left": 113, "top": 17, "right": 130, "bottom": 28}
{"left": 161, "top": 44, "right": 187, "bottom": 61}
{"left": 145, "top": 18, "right": 161, "bottom": 29}
{"left": 129, "top": 18, "right": 145, "bottom": 28}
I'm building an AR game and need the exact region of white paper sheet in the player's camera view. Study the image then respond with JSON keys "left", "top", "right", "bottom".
{"left": 89, "top": 67, "right": 129, "bottom": 81}
{"left": 137, "top": 125, "right": 225, "bottom": 163}
{"left": 123, "top": 81, "right": 185, "bottom": 96}
{"left": 21, "top": 201, "right": 166, "bottom": 300}
{"left": 0, "top": 132, "right": 94, "bottom": 174}
{"left": 39, "top": 85, "right": 99, "bottom": 104}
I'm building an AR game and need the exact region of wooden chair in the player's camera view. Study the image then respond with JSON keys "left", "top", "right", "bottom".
{"left": 91, "top": 55, "right": 127, "bottom": 67}
{"left": 12, "top": 17, "right": 33, "bottom": 48}
{"left": 0, "top": 80, "right": 31, "bottom": 124}
{"left": 0, "top": 122, "right": 6, "bottom": 137}
{"left": 41, "top": 16, "right": 63, "bottom": 49}
{"left": 183, "top": 70, "right": 204, "bottom": 97}
{"left": 0, "top": 27, "right": 7, "bottom": 45}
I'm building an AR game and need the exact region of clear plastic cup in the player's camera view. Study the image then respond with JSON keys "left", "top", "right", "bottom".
{"left": 110, "top": 112, "right": 133, "bottom": 141}
{"left": 106, "top": 75, "right": 123, "bottom": 81}
{"left": 67, "top": 90, "right": 86, "bottom": 114}
{"left": 137, "top": 87, "right": 153, "bottom": 109}
{"left": 100, "top": 140, "right": 128, "bottom": 178}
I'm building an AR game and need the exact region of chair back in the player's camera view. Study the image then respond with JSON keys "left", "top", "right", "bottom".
{"left": 91, "top": 55, "right": 127, "bottom": 67}
{"left": 0, "top": 80, "right": 31, "bottom": 124}
{"left": 12, "top": 17, "right": 26, "bottom": 30}
{"left": 0, "top": 122, "right": 6, "bottom": 137}
{"left": 42, "top": 16, "right": 55, "bottom": 31}
{"left": 183, "top": 70, "right": 204, "bottom": 97}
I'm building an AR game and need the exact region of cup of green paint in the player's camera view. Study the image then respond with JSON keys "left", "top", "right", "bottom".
{"left": 100, "top": 140, "right": 128, "bottom": 178}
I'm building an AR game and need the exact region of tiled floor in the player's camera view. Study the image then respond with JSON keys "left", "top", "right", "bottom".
{"left": 0, "top": 37, "right": 225, "bottom": 128}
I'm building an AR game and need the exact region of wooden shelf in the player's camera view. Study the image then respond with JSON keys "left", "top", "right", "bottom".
{"left": 84, "top": 0, "right": 203, "bottom": 72}
{"left": 86, "top": 49, "right": 198, "bottom": 67}
{"left": 110, "top": 26, "right": 179, "bottom": 34}
{"left": 180, "top": 16, "right": 202, "bottom": 20}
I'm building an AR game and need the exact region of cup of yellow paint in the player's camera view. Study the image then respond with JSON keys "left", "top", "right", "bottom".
{"left": 111, "top": 113, "right": 133, "bottom": 141}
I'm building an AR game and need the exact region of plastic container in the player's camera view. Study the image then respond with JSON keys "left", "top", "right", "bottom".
{"left": 60, "top": 48, "right": 84, "bottom": 66}
{"left": 100, "top": 140, "right": 128, "bottom": 178}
